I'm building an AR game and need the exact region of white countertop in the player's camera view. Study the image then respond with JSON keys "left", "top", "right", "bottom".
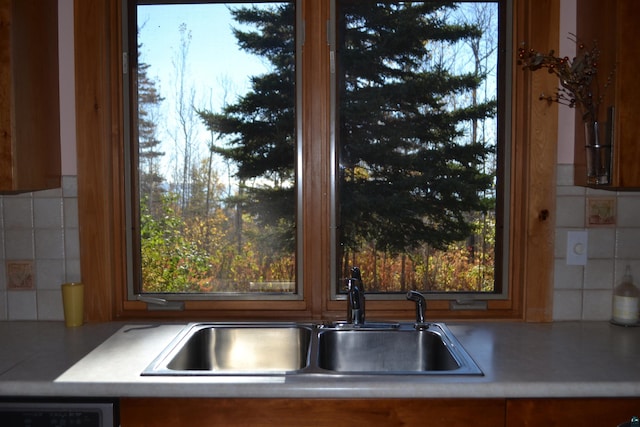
{"left": 0, "top": 321, "right": 639, "bottom": 399}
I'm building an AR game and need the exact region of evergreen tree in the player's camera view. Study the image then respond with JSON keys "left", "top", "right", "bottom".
{"left": 199, "top": 1, "right": 496, "bottom": 260}
{"left": 337, "top": 1, "right": 496, "bottom": 256}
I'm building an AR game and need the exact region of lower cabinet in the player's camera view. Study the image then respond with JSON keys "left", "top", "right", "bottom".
{"left": 506, "top": 398, "right": 640, "bottom": 426}
{"left": 120, "top": 397, "right": 640, "bottom": 427}
{"left": 120, "top": 398, "right": 505, "bottom": 427}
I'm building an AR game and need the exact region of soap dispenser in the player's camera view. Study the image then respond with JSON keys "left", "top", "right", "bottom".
{"left": 612, "top": 265, "right": 639, "bottom": 325}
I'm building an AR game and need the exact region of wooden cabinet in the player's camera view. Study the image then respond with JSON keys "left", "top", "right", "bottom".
{"left": 574, "top": 0, "right": 640, "bottom": 189}
{"left": 506, "top": 398, "right": 640, "bottom": 426}
{"left": 120, "top": 398, "right": 506, "bottom": 427}
{"left": 0, "top": 0, "right": 60, "bottom": 193}
{"left": 121, "top": 397, "right": 640, "bottom": 426}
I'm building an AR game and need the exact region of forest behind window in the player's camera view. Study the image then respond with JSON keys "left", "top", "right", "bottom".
{"left": 335, "top": 1, "right": 501, "bottom": 295}
{"left": 129, "top": 0, "right": 504, "bottom": 298}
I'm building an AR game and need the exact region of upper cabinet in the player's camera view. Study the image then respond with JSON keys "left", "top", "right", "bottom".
{"left": 0, "top": 0, "right": 60, "bottom": 193}
{"left": 574, "top": 0, "right": 640, "bottom": 190}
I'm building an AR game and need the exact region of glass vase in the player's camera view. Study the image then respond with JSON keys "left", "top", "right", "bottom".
{"left": 584, "top": 120, "right": 612, "bottom": 186}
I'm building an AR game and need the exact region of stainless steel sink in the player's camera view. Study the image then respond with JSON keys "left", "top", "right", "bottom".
{"left": 316, "top": 324, "right": 480, "bottom": 374}
{"left": 143, "top": 323, "right": 312, "bottom": 375}
{"left": 143, "top": 322, "right": 481, "bottom": 376}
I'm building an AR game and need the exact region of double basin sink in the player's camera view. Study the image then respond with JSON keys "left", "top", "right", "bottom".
{"left": 143, "top": 322, "right": 482, "bottom": 376}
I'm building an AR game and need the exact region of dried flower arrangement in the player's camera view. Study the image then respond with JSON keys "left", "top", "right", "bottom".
{"left": 517, "top": 34, "right": 614, "bottom": 123}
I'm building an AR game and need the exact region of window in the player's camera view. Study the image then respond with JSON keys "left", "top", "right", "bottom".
{"left": 125, "top": 1, "right": 300, "bottom": 299}
{"left": 125, "top": 0, "right": 509, "bottom": 305}
{"left": 332, "top": 1, "right": 507, "bottom": 300}
{"left": 70, "top": 0, "right": 557, "bottom": 322}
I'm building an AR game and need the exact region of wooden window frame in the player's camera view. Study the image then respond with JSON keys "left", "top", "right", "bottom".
{"left": 74, "top": 0, "right": 558, "bottom": 322}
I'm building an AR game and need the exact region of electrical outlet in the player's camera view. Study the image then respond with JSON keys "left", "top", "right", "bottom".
{"left": 6, "top": 261, "right": 35, "bottom": 290}
{"left": 566, "top": 231, "right": 588, "bottom": 266}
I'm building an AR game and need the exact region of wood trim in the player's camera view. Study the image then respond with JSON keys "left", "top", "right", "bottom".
{"left": 74, "top": 0, "right": 557, "bottom": 322}
{"left": 74, "top": 0, "right": 122, "bottom": 322}
{"left": 516, "top": 0, "right": 559, "bottom": 322}
{"left": 301, "top": 0, "right": 331, "bottom": 321}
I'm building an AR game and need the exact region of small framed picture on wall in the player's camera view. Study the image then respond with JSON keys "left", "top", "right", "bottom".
{"left": 586, "top": 197, "right": 616, "bottom": 227}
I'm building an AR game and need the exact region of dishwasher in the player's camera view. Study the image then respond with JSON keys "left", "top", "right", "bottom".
{"left": 0, "top": 398, "right": 118, "bottom": 426}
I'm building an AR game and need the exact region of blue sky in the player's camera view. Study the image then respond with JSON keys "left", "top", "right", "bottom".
{"left": 137, "top": 3, "right": 272, "bottom": 179}
{"left": 138, "top": 3, "right": 269, "bottom": 104}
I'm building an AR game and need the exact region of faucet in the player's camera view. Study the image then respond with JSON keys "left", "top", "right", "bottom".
{"left": 406, "top": 290, "right": 426, "bottom": 325}
{"left": 347, "top": 267, "right": 365, "bottom": 325}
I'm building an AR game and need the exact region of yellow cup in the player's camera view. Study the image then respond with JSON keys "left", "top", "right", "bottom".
{"left": 61, "top": 282, "right": 84, "bottom": 327}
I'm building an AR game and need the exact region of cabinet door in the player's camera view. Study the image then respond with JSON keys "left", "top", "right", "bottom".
{"left": 506, "top": 398, "right": 640, "bottom": 426}
{"left": 612, "top": 0, "right": 640, "bottom": 188}
{"left": 121, "top": 398, "right": 506, "bottom": 427}
{"left": 0, "top": 0, "right": 60, "bottom": 192}
{"left": 574, "top": 0, "right": 640, "bottom": 189}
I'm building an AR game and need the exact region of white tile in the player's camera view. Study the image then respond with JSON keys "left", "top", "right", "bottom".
{"left": 7, "top": 290, "right": 37, "bottom": 320}
{"left": 615, "top": 228, "right": 640, "bottom": 259}
{"left": 584, "top": 259, "right": 614, "bottom": 290}
{"left": 553, "top": 289, "right": 582, "bottom": 320}
{"left": 556, "top": 185, "right": 585, "bottom": 197}
{"left": 586, "top": 228, "right": 615, "bottom": 259}
{"left": 3, "top": 197, "right": 33, "bottom": 228}
{"left": 64, "top": 228, "right": 80, "bottom": 259}
{"left": 586, "top": 187, "right": 616, "bottom": 197}
{"left": 34, "top": 198, "right": 63, "bottom": 229}
{"left": 62, "top": 176, "right": 78, "bottom": 198}
{"left": 0, "top": 231, "right": 4, "bottom": 264}
{"left": 35, "top": 229, "right": 65, "bottom": 259}
{"left": 36, "top": 259, "right": 65, "bottom": 290}
{"left": 0, "top": 261, "right": 5, "bottom": 290}
{"left": 34, "top": 187, "right": 62, "bottom": 198}
{"left": 65, "top": 258, "right": 82, "bottom": 283}
{"left": 0, "top": 291, "right": 6, "bottom": 320}
{"left": 582, "top": 289, "right": 613, "bottom": 321}
{"left": 63, "top": 198, "right": 79, "bottom": 228}
{"left": 37, "top": 289, "right": 64, "bottom": 321}
{"left": 553, "top": 260, "right": 583, "bottom": 289}
{"left": 617, "top": 196, "right": 640, "bottom": 227}
{"left": 554, "top": 228, "right": 568, "bottom": 258}
{"left": 4, "top": 229, "right": 35, "bottom": 259}
{"left": 555, "top": 196, "right": 585, "bottom": 227}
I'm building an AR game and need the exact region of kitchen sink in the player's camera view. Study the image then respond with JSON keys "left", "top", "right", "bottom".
{"left": 317, "top": 324, "right": 480, "bottom": 374}
{"left": 143, "top": 322, "right": 481, "bottom": 376}
{"left": 143, "top": 323, "right": 313, "bottom": 375}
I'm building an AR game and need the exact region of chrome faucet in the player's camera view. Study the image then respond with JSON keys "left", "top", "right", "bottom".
{"left": 406, "top": 290, "right": 426, "bottom": 325}
{"left": 347, "top": 267, "right": 365, "bottom": 325}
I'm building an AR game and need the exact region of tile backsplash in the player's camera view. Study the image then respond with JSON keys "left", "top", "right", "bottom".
{"left": 554, "top": 164, "right": 640, "bottom": 321}
{"left": 0, "top": 176, "right": 80, "bottom": 320}
{"left": 1, "top": 169, "right": 639, "bottom": 321}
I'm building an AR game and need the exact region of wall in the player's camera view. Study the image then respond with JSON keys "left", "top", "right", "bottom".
{"left": 0, "top": 0, "right": 638, "bottom": 321}
{"left": 552, "top": 0, "right": 640, "bottom": 321}
{"left": 0, "top": 0, "right": 77, "bottom": 321}
{"left": 554, "top": 166, "right": 640, "bottom": 320}
{"left": 0, "top": 178, "right": 80, "bottom": 320}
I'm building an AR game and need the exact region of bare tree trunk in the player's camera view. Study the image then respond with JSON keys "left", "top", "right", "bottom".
{"left": 170, "top": 23, "right": 199, "bottom": 215}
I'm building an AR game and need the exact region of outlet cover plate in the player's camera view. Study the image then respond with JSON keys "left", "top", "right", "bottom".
{"left": 566, "top": 231, "right": 588, "bottom": 266}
